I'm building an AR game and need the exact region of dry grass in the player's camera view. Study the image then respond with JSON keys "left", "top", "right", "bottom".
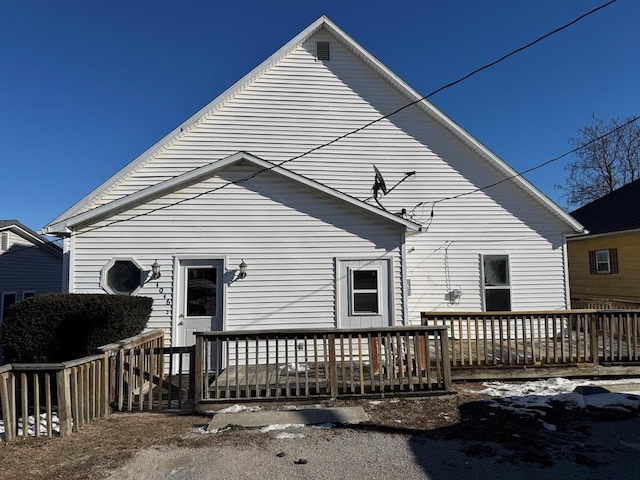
{"left": 7, "top": 381, "right": 632, "bottom": 478}
{"left": 0, "top": 385, "right": 486, "bottom": 480}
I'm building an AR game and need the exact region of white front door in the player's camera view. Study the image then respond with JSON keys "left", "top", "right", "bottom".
{"left": 176, "top": 259, "right": 224, "bottom": 368}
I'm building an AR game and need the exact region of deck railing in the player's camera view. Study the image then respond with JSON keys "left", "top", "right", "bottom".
{"left": 421, "top": 310, "right": 640, "bottom": 369}
{"left": 193, "top": 326, "right": 452, "bottom": 404}
{"left": 98, "top": 330, "right": 195, "bottom": 412}
{"left": 0, "top": 353, "right": 109, "bottom": 442}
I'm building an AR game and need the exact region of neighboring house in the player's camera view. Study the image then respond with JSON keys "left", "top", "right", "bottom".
{"left": 568, "top": 179, "right": 640, "bottom": 305}
{"left": 0, "top": 220, "right": 63, "bottom": 360}
{"left": 42, "top": 17, "right": 584, "bottom": 351}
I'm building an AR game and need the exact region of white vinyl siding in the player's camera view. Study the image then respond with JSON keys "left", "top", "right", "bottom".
{"left": 60, "top": 26, "right": 574, "bottom": 324}
{"left": 70, "top": 162, "right": 404, "bottom": 345}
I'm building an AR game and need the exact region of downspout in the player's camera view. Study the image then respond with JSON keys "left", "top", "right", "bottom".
{"left": 562, "top": 233, "right": 571, "bottom": 309}
{"left": 64, "top": 235, "right": 75, "bottom": 293}
{"left": 400, "top": 228, "right": 409, "bottom": 325}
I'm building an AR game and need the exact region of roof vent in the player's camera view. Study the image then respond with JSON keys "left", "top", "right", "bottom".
{"left": 316, "top": 41, "right": 330, "bottom": 61}
{"left": 1, "top": 232, "right": 7, "bottom": 252}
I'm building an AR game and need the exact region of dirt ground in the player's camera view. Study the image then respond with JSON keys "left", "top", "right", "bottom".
{"left": 1, "top": 382, "right": 639, "bottom": 479}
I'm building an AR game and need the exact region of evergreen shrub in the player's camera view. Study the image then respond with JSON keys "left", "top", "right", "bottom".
{"left": 0, "top": 293, "right": 152, "bottom": 362}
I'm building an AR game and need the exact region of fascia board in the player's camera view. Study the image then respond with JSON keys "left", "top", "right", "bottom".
{"left": 47, "top": 152, "right": 421, "bottom": 233}
{"left": 4, "top": 224, "right": 63, "bottom": 257}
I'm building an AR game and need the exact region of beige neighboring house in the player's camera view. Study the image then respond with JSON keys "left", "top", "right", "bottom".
{"left": 0, "top": 220, "right": 63, "bottom": 326}
{"left": 568, "top": 179, "right": 640, "bottom": 307}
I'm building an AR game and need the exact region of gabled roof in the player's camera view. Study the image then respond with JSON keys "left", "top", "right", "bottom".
{"left": 46, "top": 16, "right": 583, "bottom": 233}
{"left": 570, "top": 179, "right": 640, "bottom": 235}
{"left": 0, "top": 220, "right": 62, "bottom": 256}
{"left": 43, "top": 152, "right": 423, "bottom": 235}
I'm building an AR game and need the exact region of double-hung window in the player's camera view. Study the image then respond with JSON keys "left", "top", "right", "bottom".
{"left": 481, "top": 255, "right": 511, "bottom": 311}
{"left": 350, "top": 268, "right": 380, "bottom": 315}
{"left": 589, "top": 249, "right": 618, "bottom": 274}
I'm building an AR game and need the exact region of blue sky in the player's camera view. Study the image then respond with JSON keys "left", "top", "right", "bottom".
{"left": 1, "top": 0, "right": 637, "bottom": 231}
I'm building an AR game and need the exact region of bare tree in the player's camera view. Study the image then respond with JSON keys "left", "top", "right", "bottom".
{"left": 556, "top": 115, "right": 640, "bottom": 209}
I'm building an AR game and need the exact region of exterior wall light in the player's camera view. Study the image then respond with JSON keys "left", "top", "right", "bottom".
{"left": 238, "top": 260, "right": 247, "bottom": 279}
{"left": 151, "top": 260, "right": 161, "bottom": 280}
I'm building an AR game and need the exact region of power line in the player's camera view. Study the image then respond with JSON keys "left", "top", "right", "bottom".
{"left": 5, "top": 0, "right": 619, "bottom": 256}
{"left": 409, "top": 115, "right": 640, "bottom": 223}
{"left": 60, "top": 0, "right": 617, "bottom": 235}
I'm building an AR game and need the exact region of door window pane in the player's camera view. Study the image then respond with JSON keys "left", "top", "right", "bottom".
{"left": 186, "top": 268, "right": 217, "bottom": 317}
{"left": 351, "top": 269, "right": 379, "bottom": 314}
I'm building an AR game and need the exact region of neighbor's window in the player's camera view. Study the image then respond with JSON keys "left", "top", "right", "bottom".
{"left": 350, "top": 269, "right": 380, "bottom": 315}
{"left": 482, "top": 255, "right": 511, "bottom": 311}
{"left": 1, "top": 292, "right": 17, "bottom": 321}
{"left": 22, "top": 291, "right": 35, "bottom": 299}
{"left": 101, "top": 258, "right": 144, "bottom": 295}
{"left": 589, "top": 249, "right": 618, "bottom": 274}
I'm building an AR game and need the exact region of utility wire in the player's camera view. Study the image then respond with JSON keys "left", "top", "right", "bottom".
{"left": 5, "top": 0, "right": 619, "bottom": 256}
{"left": 71, "top": 0, "right": 618, "bottom": 234}
{"left": 409, "top": 115, "right": 640, "bottom": 222}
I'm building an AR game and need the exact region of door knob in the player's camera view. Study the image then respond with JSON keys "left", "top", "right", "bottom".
{"left": 178, "top": 320, "right": 184, "bottom": 326}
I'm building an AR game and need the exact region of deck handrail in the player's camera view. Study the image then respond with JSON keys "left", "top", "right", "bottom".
{"left": 422, "top": 310, "right": 640, "bottom": 371}
{"left": 193, "top": 325, "right": 452, "bottom": 404}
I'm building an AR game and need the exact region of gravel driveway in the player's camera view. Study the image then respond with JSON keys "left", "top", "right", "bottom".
{"left": 108, "top": 418, "right": 640, "bottom": 480}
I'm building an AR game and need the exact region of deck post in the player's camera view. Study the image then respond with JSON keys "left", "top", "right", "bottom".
{"left": 102, "top": 352, "right": 110, "bottom": 417}
{"left": 189, "top": 345, "right": 196, "bottom": 400}
{"left": 590, "top": 312, "right": 600, "bottom": 366}
{"left": 0, "top": 372, "right": 15, "bottom": 442}
{"left": 56, "top": 369, "right": 72, "bottom": 437}
{"left": 328, "top": 333, "right": 338, "bottom": 399}
{"left": 194, "top": 335, "right": 204, "bottom": 403}
{"left": 439, "top": 329, "right": 453, "bottom": 390}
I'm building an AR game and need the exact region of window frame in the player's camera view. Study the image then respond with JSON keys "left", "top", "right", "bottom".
{"left": 100, "top": 257, "right": 145, "bottom": 295}
{"left": 22, "top": 291, "right": 36, "bottom": 299}
{"left": 589, "top": 248, "right": 619, "bottom": 275}
{"left": 480, "top": 254, "right": 512, "bottom": 312}
{"left": 595, "top": 249, "right": 611, "bottom": 274}
{"left": 348, "top": 266, "right": 382, "bottom": 316}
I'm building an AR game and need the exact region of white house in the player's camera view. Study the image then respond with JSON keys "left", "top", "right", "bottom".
{"left": 43, "top": 16, "right": 584, "bottom": 350}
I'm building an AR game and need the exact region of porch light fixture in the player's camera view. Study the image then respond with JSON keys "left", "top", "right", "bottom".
{"left": 151, "top": 260, "right": 161, "bottom": 280}
{"left": 238, "top": 260, "right": 247, "bottom": 279}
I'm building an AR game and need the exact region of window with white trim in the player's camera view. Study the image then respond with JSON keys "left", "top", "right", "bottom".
{"left": 100, "top": 258, "right": 144, "bottom": 295}
{"left": 589, "top": 248, "right": 618, "bottom": 274}
{"left": 481, "top": 255, "right": 511, "bottom": 311}
{"left": 349, "top": 268, "right": 380, "bottom": 315}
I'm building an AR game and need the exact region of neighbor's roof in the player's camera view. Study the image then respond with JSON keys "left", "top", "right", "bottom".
{"left": 45, "top": 15, "right": 584, "bottom": 234}
{"left": 0, "top": 219, "right": 62, "bottom": 255}
{"left": 43, "top": 152, "right": 423, "bottom": 234}
{"left": 570, "top": 178, "right": 640, "bottom": 235}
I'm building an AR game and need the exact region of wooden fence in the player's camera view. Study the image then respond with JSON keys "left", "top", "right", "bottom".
{"left": 422, "top": 310, "right": 640, "bottom": 379}
{"left": 193, "top": 326, "right": 452, "bottom": 406}
{"left": 98, "top": 330, "right": 195, "bottom": 412}
{"left": 0, "top": 329, "right": 180, "bottom": 443}
{"left": 0, "top": 353, "right": 109, "bottom": 442}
